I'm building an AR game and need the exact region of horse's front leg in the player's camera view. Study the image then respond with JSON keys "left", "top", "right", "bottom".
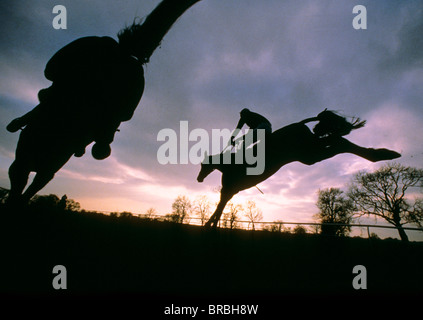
{"left": 204, "top": 188, "right": 234, "bottom": 228}
{"left": 20, "top": 149, "right": 73, "bottom": 203}
{"left": 21, "top": 170, "right": 56, "bottom": 203}
{"left": 7, "top": 160, "right": 30, "bottom": 204}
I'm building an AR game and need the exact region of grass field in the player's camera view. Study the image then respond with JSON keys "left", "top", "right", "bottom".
{"left": 1, "top": 204, "right": 422, "bottom": 303}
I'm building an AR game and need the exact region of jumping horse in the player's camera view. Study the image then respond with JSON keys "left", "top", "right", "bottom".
{"left": 197, "top": 110, "right": 401, "bottom": 228}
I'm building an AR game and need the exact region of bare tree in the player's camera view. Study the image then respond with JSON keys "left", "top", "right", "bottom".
{"left": 223, "top": 202, "right": 243, "bottom": 229}
{"left": 263, "top": 220, "right": 285, "bottom": 232}
{"left": 145, "top": 207, "right": 157, "bottom": 220}
{"left": 244, "top": 200, "right": 263, "bottom": 231}
{"left": 193, "top": 195, "right": 211, "bottom": 226}
{"left": 348, "top": 163, "right": 423, "bottom": 242}
{"left": 65, "top": 198, "right": 81, "bottom": 211}
{"left": 171, "top": 195, "right": 192, "bottom": 224}
{"left": 314, "top": 188, "right": 355, "bottom": 237}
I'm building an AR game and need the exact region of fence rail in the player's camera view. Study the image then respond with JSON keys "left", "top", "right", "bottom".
{"left": 116, "top": 212, "right": 423, "bottom": 239}
{"left": 253, "top": 221, "right": 423, "bottom": 231}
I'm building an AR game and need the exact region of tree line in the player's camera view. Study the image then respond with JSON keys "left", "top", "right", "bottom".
{"left": 165, "top": 195, "right": 264, "bottom": 231}
{"left": 163, "top": 163, "right": 423, "bottom": 242}
{"left": 1, "top": 163, "right": 422, "bottom": 242}
{"left": 314, "top": 163, "right": 423, "bottom": 242}
{"left": 0, "top": 191, "right": 81, "bottom": 212}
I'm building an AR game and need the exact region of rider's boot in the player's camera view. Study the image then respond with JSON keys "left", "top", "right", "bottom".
{"left": 6, "top": 118, "right": 26, "bottom": 133}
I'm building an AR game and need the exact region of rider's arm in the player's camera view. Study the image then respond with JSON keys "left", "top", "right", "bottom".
{"left": 17, "top": 104, "right": 49, "bottom": 123}
{"left": 230, "top": 118, "right": 245, "bottom": 145}
{"left": 235, "top": 117, "right": 245, "bottom": 130}
{"left": 300, "top": 117, "right": 319, "bottom": 124}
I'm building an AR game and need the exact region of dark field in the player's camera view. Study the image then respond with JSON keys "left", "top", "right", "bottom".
{"left": 1, "top": 205, "right": 422, "bottom": 309}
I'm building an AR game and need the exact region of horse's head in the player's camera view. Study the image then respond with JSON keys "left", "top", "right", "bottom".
{"left": 197, "top": 151, "right": 215, "bottom": 183}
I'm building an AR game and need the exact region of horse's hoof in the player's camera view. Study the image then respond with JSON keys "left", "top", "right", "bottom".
{"left": 370, "top": 149, "right": 401, "bottom": 162}
{"left": 203, "top": 222, "right": 217, "bottom": 229}
{"left": 92, "top": 143, "right": 111, "bottom": 160}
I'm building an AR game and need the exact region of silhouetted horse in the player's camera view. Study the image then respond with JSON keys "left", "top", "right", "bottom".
{"left": 6, "top": 0, "right": 202, "bottom": 204}
{"left": 197, "top": 110, "right": 401, "bottom": 228}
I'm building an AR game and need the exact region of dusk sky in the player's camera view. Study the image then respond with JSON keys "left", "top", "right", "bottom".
{"left": 1, "top": 1, "right": 422, "bottom": 239}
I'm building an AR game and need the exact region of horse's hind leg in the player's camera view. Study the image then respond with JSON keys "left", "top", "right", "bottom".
{"left": 333, "top": 138, "right": 401, "bottom": 162}
{"left": 21, "top": 171, "right": 55, "bottom": 203}
{"left": 358, "top": 147, "right": 400, "bottom": 162}
{"left": 307, "top": 137, "right": 400, "bottom": 164}
{"left": 7, "top": 160, "right": 30, "bottom": 204}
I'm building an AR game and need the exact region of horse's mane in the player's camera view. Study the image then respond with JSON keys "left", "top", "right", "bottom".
{"left": 313, "top": 109, "right": 366, "bottom": 137}
{"left": 117, "top": 0, "right": 200, "bottom": 63}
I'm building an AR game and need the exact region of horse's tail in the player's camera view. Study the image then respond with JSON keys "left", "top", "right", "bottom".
{"left": 314, "top": 109, "right": 366, "bottom": 137}
{"left": 350, "top": 117, "right": 367, "bottom": 131}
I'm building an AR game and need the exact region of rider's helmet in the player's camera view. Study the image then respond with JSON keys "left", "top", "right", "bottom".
{"left": 240, "top": 108, "right": 250, "bottom": 117}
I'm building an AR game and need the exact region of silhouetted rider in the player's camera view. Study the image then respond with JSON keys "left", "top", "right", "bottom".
{"left": 7, "top": 0, "right": 202, "bottom": 160}
{"left": 7, "top": 35, "right": 144, "bottom": 159}
{"left": 230, "top": 108, "right": 272, "bottom": 147}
